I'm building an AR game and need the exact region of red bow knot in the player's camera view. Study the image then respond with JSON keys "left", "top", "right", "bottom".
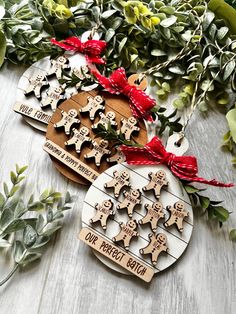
{"left": 120, "top": 136, "right": 234, "bottom": 187}
{"left": 91, "top": 67, "right": 156, "bottom": 121}
{"left": 51, "top": 36, "right": 106, "bottom": 64}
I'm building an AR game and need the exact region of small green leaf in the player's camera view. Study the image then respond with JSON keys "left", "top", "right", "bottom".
{"left": 43, "top": 225, "right": 62, "bottom": 237}
{"left": 10, "top": 171, "right": 17, "bottom": 184}
{"left": 9, "top": 186, "right": 19, "bottom": 197}
{"left": 229, "top": 229, "right": 236, "bottom": 241}
{"left": 0, "top": 192, "right": 5, "bottom": 209}
{"left": 14, "top": 200, "right": 26, "bottom": 218}
{"left": 0, "top": 31, "right": 6, "bottom": 68}
{"left": 160, "top": 16, "right": 177, "bottom": 28}
{"left": 118, "top": 37, "right": 127, "bottom": 53}
{"left": 14, "top": 241, "right": 25, "bottom": 264}
{"left": 101, "top": 9, "right": 117, "bottom": 19}
{"left": 151, "top": 49, "right": 166, "bottom": 56}
{"left": 3, "top": 183, "right": 9, "bottom": 197}
{"left": 20, "top": 252, "right": 42, "bottom": 265}
{"left": 199, "top": 196, "right": 210, "bottom": 209}
{"left": 105, "top": 28, "right": 115, "bottom": 42}
{"left": 4, "top": 219, "right": 26, "bottom": 234}
{"left": 51, "top": 192, "right": 62, "bottom": 200}
{"left": 40, "top": 190, "right": 50, "bottom": 201}
{"left": 213, "top": 206, "right": 230, "bottom": 223}
{"left": 47, "top": 207, "right": 53, "bottom": 222}
{"left": 28, "top": 201, "right": 44, "bottom": 211}
{"left": 223, "top": 60, "right": 235, "bottom": 81}
{"left": 226, "top": 109, "right": 236, "bottom": 143}
{"left": 184, "top": 185, "right": 200, "bottom": 194}
{"left": 0, "top": 238, "right": 11, "bottom": 248}
{"left": 23, "top": 225, "right": 37, "bottom": 247}
{"left": 18, "top": 165, "right": 28, "bottom": 175}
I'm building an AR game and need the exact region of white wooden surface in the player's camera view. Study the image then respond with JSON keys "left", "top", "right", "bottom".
{"left": 0, "top": 62, "right": 235, "bottom": 314}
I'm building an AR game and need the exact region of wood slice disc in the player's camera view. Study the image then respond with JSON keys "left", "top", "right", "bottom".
{"left": 46, "top": 89, "right": 148, "bottom": 185}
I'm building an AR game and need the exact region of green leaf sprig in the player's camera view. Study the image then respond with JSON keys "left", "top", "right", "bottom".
{"left": 0, "top": 165, "right": 74, "bottom": 286}
{"left": 93, "top": 121, "right": 143, "bottom": 147}
{"left": 184, "top": 184, "right": 235, "bottom": 237}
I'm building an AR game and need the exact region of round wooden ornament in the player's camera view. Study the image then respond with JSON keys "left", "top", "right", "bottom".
{"left": 79, "top": 162, "right": 193, "bottom": 282}
{"left": 15, "top": 31, "right": 100, "bottom": 132}
{"left": 45, "top": 82, "right": 148, "bottom": 185}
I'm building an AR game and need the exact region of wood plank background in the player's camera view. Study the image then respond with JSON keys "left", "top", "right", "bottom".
{"left": 0, "top": 62, "right": 235, "bottom": 314}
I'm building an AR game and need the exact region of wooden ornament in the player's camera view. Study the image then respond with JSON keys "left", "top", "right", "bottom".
{"left": 107, "top": 147, "right": 126, "bottom": 164}
{"left": 142, "top": 170, "right": 168, "bottom": 199}
{"left": 139, "top": 233, "right": 168, "bottom": 266}
{"left": 79, "top": 95, "right": 105, "bottom": 121}
{"left": 24, "top": 72, "right": 48, "bottom": 99}
{"left": 112, "top": 219, "right": 139, "bottom": 251}
{"left": 139, "top": 202, "right": 165, "bottom": 233}
{"left": 47, "top": 55, "right": 70, "bottom": 79}
{"left": 65, "top": 126, "right": 91, "bottom": 153}
{"left": 84, "top": 139, "right": 111, "bottom": 167}
{"left": 164, "top": 201, "right": 189, "bottom": 233}
{"left": 117, "top": 188, "right": 142, "bottom": 218}
{"left": 118, "top": 117, "right": 140, "bottom": 140}
{"left": 80, "top": 163, "right": 193, "bottom": 279}
{"left": 104, "top": 170, "right": 131, "bottom": 198}
{"left": 46, "top": 89, "right": 147, "bottom": 185}
{"left": 16, "top": 54, "right": 88, "bottom": 132}
{"left": 41, "top": 85, "right": 65, "bottom": 112}
{"left": 54, "top": 109, "right": 80, "bottom": 135}
{"left": 92, "top": 111, "right": 117, "bottom": 129}
{"left": 89, "top": 199, "right": 115, "bottom": 230}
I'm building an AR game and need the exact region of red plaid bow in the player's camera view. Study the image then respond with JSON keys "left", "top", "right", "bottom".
{"left": 91, "top": 67, "right": 156, "bottom": 121}
{"left": 120, "top": 136, "right": 234, "bottom": 187}
{"left": 51, "top": 36, "right": 106, "bottom": 64}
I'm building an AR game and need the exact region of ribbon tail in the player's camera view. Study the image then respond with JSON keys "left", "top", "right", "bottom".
{"left": 187, "top": 176, "right": 234, "bottom": 188}
{"left": 50, "top": 38, "right": 78, "bottom": 51}
{"left": 86, "top": 55, "right": 106, "bottom": 65}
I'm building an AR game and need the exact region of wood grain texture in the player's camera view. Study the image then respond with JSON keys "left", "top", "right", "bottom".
{"left": 0, "top": 63, "right": 236, "bottom": 314}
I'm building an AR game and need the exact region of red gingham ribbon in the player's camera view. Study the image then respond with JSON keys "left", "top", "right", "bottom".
{"left": 51, "top": 36, "right": 106, "bottom": 64}
{"left": 91, "top": 67, "right": 156, "bottom": 121}
{"left": 120, "top": 136, "right": 234, "bottom": 187}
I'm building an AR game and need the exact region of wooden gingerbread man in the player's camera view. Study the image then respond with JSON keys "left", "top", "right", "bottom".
{"left": 140, "top": 233, "right": 168, "bottom": 266}
{"left": 104, "top": 170, "right": 131, "bottom": 198}
{"left": 142, "top": 170, "right": 168, "bottom": 199}
{"left": 164, "top": 201, "right": 189, "bottom": 232}
{"left": 54, "top": 109, "right": 80, "bottom": 135}
{"left": 41, "top": 85, "right": 64, "bottom": 112}
{"left": 47, "top": 56, "right": 70, "bottom": 79}
{"left": 118, "top": 117, "right": 140, "bottom": 140}
{"left": 73, "top": 65, "right": 91, "bottom": 80}
{"left": 117, "top": 188, "right": 142, "bottom": 218}
{"left": 89, "top": 199, "right": 115, "bottom": 230}
{"left": 84, "top": 139, "right": 110, "bottom": 166}
{"left": 79, "top": 95, "right": 105, "bottom": 120}
{"left": 92, "top": 111, "right": 117, "bottom": 129}
{"left": 24, "top": 73, "right": 48, "bottom": 99}
{"left": 65, "top": 126, "right": 91, "bottom": 153}
{"left": 107, "top": 147, "right": 126, "bottom": 164}
{"left": 112, "top": 219, "right": 139, "bottom": 251}
{"left": 139, "top": 201, "right": 165, "bottom": 233}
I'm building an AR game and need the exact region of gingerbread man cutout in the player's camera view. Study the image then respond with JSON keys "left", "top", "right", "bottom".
{"left": 41, "top": 85, "right": 64, "bottom": 112}
{"left": 65, "top": 126, "right": 91, "bottom": 153}
{"left": 107, "top": 147, "right": 126, "bottom": 164}
{"left": 73, "top": 65, "right": 92, "bottom": 80}
{"left": 140, "top": 233, "right": 168, "bottom": 266}
{"left": 84, "top": 139, "right": 110, "bottom": 166}
{"left": 89, "top": 199, "right": 115, "bottom": 230}
{"left": 92, "top": 111, "right": 117, "bottom": 129}
{"left": 118, "top": 117, "right": 140, "bottom": 140}
{"left": 54, "top": 109, "right": 80, "bottom": 135}
{"left": 79, "top": 95, "right": 105, "bottom": 120}
{"left": 104, "top": 170, "right": 131, "bottom": 198}
{"left": 112, "top": 219, "right": 139, "bottom": 251}
{"left": 117, "top": 188, "right": 142, "bottom": 218}
{"left": 164, "top": 201, "right": 189, "bottom": 232}
{"left": 139, "top": 201, "right": 165, "bottom": 233}
{"left": 142, "top": 170, "right": 168, "bottom": 199}
{"left": 47, "top": 56, "right": 70, "bottom": 79}
{"left": 24, "top": 73, "right": 48, "bottom": 99}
